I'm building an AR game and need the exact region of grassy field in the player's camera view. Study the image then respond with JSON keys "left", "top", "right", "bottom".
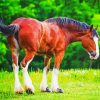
{"left": 0, "top": 69, "right": 100, "bottom": 100}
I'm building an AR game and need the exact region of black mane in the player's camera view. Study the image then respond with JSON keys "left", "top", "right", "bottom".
{"left": 46, "top": 17, "right": 90, "bottom": 30}
{"left": 45, "top": 17, "right": 98, "bottom": 37}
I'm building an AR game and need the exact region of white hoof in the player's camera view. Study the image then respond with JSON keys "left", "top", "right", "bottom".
{"left": 14, "top": 86, "right": 24, "bottom": 94}
{"left": 52, "top": 88, "right": 64, "bottom": 93}
{"left": 25, "top": 84, "right": 34, "bottom": 94}
{"left": 40, "top": 82, "right": 47, "bottom": 91}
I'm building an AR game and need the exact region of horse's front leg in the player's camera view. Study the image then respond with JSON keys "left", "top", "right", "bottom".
{"left": 12, "top": 50, "right": 24, "bottom": 94}
{"left": 51, "top": 51, "right": 64, "bottom": 93}
{"left": 21, "top": 51, "right": 35, "bottom": 94}
{"left": 40, "top": 56, "right": 51, "bottom": 92}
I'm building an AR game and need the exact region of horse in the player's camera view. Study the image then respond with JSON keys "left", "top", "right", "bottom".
{"left": 0, "top": 17, "right": 99, "bottom": 94}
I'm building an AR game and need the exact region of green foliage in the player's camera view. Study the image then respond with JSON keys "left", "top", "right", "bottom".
{"left": 91, "top": 14, "right": 100, "bottom": 33}
{"left": 0, "top": 0, "right": 100, "bottom": 71}
{"left": 61, "top": 42, "right": 90, "bottom": 69}
{"left": 0, "top": 42, "right": 7, "bottom": 63}
{"left": 0, "top": 0, "right": 21, "bottom": 24}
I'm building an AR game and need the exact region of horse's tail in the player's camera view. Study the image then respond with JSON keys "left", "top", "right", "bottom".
{"left": 0, "top": 18, "right": 19, "bottom": 36}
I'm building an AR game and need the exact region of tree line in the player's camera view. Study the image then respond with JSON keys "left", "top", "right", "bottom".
{"left": 0, "top": 0, "right": 100, "bottom": 71}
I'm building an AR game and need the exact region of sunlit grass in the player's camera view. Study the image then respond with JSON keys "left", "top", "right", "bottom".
{"left": 0, "top": 69, "right": 100, "bottom": 100}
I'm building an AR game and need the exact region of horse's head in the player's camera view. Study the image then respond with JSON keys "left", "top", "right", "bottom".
{"left": 81, "top": 25, "right": 99, "bottom": 60}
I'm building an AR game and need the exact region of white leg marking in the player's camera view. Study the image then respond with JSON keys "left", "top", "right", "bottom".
{"left": 13, "top": 64, "right": 24, "bottom": 93}
{"left": 94, "top": 36, "right": 99, "bottom": 59}
{"left": 40, "top": 67, "right": 48, "bottom": 91}
{"left": 51, "top": 68, "right": 59, "bottom": 92}
{"left": 22, "top": 59, "right": 34, "bottom": 92}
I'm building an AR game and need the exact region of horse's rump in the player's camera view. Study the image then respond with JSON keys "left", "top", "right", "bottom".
{"left": 12, "top": 18, "right": 43, "bottom": 51}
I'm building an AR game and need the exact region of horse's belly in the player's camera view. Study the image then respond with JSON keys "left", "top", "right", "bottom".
{"left": 37, "top": 46, "right": 54, "bottom": 56}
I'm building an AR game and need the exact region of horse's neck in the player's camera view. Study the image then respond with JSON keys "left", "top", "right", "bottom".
{"left": 62, "top": 27, "right": 83, "bottom": 45}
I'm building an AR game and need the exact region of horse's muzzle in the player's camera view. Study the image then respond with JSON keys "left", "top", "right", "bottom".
{"left": 89, "top": 51, "right": 99, "bottom": 60}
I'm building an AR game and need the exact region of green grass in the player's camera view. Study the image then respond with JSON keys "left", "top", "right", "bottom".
{"left": 0, "top": 69, "right": 100, "bottom": 100}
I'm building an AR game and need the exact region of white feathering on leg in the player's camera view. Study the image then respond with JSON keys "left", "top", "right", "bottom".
{"left": 40, "top": 67, "right": 48, "bottom": 91}
{"left": 51, "top": 68, "right": 59, "bottom": 92}
{"left": 13, "top": 63, "right": 24, "bottom": 93}
{"left": 22, "top": 59, "right": 34, "bottom": 92}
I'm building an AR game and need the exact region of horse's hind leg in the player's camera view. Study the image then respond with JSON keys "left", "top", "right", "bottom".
{"left": 21, "top": 50, "right": 36, "bottom": 94}
{"left": 40, "top": 56, "right": 51, "bottom": 92}
{"left": 11, "top": 49, "right": 24, "bottom": 94}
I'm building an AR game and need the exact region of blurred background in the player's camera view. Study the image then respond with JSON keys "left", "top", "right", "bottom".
{"left": 0, "top": 0, "right": 100, "bottom": 71}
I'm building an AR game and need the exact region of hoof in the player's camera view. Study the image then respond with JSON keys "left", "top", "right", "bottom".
{"left": 52, "top": 88, "right": 64, "bottom": 93}
{"left": 45, "top": 87, "right": 51, "bottom": 92}
{"left": 26, "top": 88, "right": 34, "bottom": 94}
{"left": 57, "top": 88, "right": 64, "bottom": 93}
{"left": 15, "top": 87, "right": 24, "bottom": 94}
{"left": 40, "top": 87, "right": 51, "bottom": 92}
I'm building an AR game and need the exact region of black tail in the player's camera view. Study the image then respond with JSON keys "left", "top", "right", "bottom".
{"left": 0, "top": 18, "right": 19, "bottom": 36}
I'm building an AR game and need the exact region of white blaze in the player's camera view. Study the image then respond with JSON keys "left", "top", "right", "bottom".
{"left": 93, "top": 36, "right": 99, "bottom": 59}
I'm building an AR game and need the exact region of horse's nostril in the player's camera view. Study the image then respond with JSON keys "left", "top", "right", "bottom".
{"left": 90, "top": 52, "right": 96, "bottom": 57}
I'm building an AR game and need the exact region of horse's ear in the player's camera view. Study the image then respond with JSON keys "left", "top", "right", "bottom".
{"left": 95, "top": 25, "right": 98, "bottom": 30}
{"left": 90, "top": 25, "right": 93, "bottom": 32}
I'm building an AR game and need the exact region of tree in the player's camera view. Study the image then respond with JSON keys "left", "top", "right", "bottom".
{"left": 0, "top": 0, "right": 100, "bottom": 71}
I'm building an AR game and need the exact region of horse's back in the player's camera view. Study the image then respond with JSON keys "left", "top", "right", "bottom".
{"left": 12, "top": 17, "right": 41, "bottom": 29}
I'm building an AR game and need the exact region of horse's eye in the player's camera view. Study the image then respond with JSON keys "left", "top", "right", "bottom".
{"left": 90, "top": 37, "right": 93, "bottom": 40}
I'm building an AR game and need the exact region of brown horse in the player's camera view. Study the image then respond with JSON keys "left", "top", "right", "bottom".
{"left": 0, "top": 17, "right": 99, "bottom": 94}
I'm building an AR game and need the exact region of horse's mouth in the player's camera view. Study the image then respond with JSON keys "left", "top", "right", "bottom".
{"left": 88, "top": 51, "right": 99, "bottom": 60}
{"left": 89, "top": 56, "right": 98, "bottom": 60}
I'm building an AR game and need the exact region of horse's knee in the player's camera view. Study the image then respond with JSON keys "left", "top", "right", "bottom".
{"left": 46, "top": 67, "right": 50, "bottom": 73}
{"left": 20, "top": 61, "right": 26, "bottom": 68}
{"left": 21, "top": 51, "right": 35, "bottom": 68}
